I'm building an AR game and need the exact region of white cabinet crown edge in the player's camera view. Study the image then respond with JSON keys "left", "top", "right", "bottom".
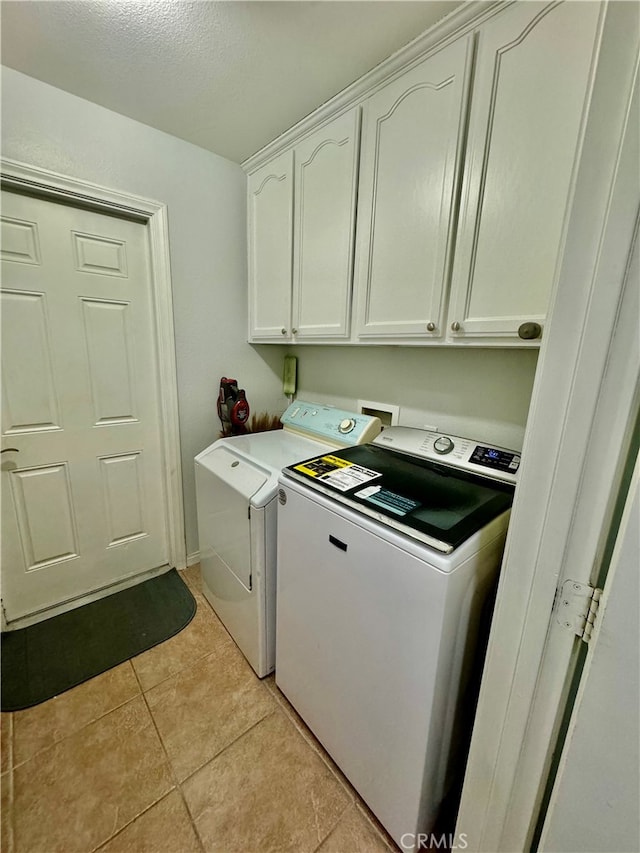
{"left": 242, "top": 0, "right": 507, "bottom": 174}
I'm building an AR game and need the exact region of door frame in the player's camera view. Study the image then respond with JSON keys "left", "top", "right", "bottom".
{"left": 1, "top": 158, "right": 187, "bottom": 594}
{"left": 455, "top": 7, "right": 639, "bottom": 852}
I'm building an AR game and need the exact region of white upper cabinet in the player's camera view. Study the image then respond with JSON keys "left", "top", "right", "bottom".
{"left": 248, "top": 110, "right": 360, "bottom": 343}
{"left": 448, "top": 1, "right": 602, "bottom": 343}
{"left": 245, "top": 1, "right": 606, "bottom": 347}
{"left": 354, "top": 37, "right": 473, "bottom": 341}
{"left": 248, "top": 150, "right": 293, "bottom": 340}
{"left": 292, "top": 109, "right": 360, "bottom": 340}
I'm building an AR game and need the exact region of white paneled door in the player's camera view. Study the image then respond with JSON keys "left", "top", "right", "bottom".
{"left": 1, "top": 190, "right": 169, "bottom": 622}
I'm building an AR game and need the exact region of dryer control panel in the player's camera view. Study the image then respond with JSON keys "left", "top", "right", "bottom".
{"left": 281, "top": 400, "right": 381, "bottom": 447}
{"left": 373, "top": 427, "right": 520, "bottom": 484}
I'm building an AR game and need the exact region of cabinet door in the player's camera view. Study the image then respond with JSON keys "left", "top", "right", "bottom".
{"left": 353, "top": 37, "right": 473, "bottom": 341}
{"left": 292, "top": 109, "right": 360, "bottom": 340}
{"left": 247, "top": 150, "right": 293, "bottom": 341}
{"left": 448, "top": 1, "right": 602, "bottom": 343}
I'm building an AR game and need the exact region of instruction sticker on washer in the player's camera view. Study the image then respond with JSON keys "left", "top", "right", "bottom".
{"left": 293, "top": 455, "right": 381, "bottom": 492}
{"left": 355, "top": 485, "right": 421, "bottom": 516}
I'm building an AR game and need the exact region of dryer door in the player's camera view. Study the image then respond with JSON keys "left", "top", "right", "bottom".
{"left": 195, "top": 446, "right": 268, "bottom": 590}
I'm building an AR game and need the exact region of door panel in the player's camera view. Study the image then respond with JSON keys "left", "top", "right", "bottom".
{"left": 81, "top": 298, "right": 137, "bottom": 423}
{"left": 10, "top": 463, "right": 79, "bottom": 569}
{"left": 354, "top": 37, "right": 472, "bottom": 339}
{"left": 449, "top": 1, "right": 602, "bottom": 339}
{"left": 1, "top": 289, "right": 61, "bottom": 432}
{"left": 292, "top": 108, "right": 360, "bottom": 339}
{"left": 99, "top": 452, "right": 146, "bottom": 546}
{"left": 247, "top": 150, "right": 293, "bottom": 340}
{"left": 1, "top": 190, "right": 168, "bottom": 621}
{"left": 540, "top": 454, "right": 640, "bottom": 853}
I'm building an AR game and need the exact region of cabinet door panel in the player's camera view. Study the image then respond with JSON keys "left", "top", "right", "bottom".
{"left": 293, "top": 109, "right": 360, "bottom": 339}
{"left": 449, "top": 1, "right": 602, "bottom": 340}
{"left": 248, "top": 151, "right": 293, "bottom": 340}
{"left": 354, "top": 37, "right": 472, "bottom": 340}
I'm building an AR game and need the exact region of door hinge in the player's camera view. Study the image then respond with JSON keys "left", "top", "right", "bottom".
{"left": 555, "top": 580, "right": 603, "bottom": 643}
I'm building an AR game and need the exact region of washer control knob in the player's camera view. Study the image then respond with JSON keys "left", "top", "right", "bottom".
{"left": 434, "top": 436, "right": 454, "bottom": 455}
{"left": 339, "top": 418, "right": 356, "bottom": 434}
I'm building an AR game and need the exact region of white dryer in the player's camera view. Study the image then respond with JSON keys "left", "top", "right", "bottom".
{"left": 194, "top": 401, "right": 380, "bottom": 677}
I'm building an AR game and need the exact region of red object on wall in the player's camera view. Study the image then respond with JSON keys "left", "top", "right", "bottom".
{"left": 217, "top": 377, "right": 250, "bottom": 436}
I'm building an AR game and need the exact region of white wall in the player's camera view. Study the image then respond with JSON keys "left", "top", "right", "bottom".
{"left": 1, "top": 67, "right": 288, "bottom": 557}
{"left": 1, "top": 66, "right": 539, "bottom": 560}
{"left": 289, "top": 345, "right": 538, "bottom": 451}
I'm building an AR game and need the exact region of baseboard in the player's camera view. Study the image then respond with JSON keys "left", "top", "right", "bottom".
{"left": 186, "top": 551, "right": 201, "bottom": 567}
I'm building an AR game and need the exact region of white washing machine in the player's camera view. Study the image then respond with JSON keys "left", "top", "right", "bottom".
{"left": 194, "top": 400, "right": 380, "bottom": 677}
{"left": 275, "top": 427, "right": 520, "bottom": 850}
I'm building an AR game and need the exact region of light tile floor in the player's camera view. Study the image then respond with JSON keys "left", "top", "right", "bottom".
{"left": 0, "top": 565, "right": 397, "bottom": 853}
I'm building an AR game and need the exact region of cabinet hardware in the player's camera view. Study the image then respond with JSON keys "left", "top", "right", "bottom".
{"left": 451, "top": 321, "right": 460, "bottom": 332}
{"left": 292, "top": 328, "right": 298, "bottom": 335}
{"left": 518, "top": 322, "right": 542, "bottom": 340}
{"left": 1, "top": 448, "right": 19, "bottom": 454}
{"left": 281, "top": 328, "right": 287, "bottom": 335}
{"left": 426, "top": 322, "right": 436, "bottom": 332}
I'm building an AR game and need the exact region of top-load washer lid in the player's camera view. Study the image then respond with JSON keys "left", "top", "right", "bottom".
{"left": 281, "top": 437, "right": 518, "bottom": 553}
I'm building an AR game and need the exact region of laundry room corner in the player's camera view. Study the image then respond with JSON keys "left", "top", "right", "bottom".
{"left": 285, "top": 344, "right": 539, "bottom": 453}
{"left": 1, "top": 66, "right": 289, "bottom": 560}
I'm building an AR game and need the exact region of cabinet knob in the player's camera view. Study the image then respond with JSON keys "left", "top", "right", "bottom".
{"left": 451, "top": 321, "right": 461, "bottom": 332}
{"left": 281, "top": 328, "right": 287, "bottom": 335}
{"left": 292, "top": 328, "right": 298, "bottom": 335}
{"left": 518, "top": 322, "right": 542, "bottom": 340}
{"left": 426, "top": 322, "right": 436, "bottom": 332}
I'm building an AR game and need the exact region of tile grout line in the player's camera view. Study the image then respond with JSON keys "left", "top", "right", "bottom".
{"left": 85, "top": 664, "right": 183, "bottom": 853}
{"left": 265, "top": 680, "right": 359, "bottom": 802}
{"left": 175, "top": 701, "right": 348, "bottom": 848}
{"left": 7, "top": 713, "right": 15, "bottom": 853}
{"left": 132, "top": 661, "right": 180, "bottom": 788}
{"left": 88, "top": 790, "right": 180, "bottom": 853}
{"left": 353, "top": 799, "right": 401, "bottom": 851}
{"left": 131, "top": 596, "right": 236, "bottom": 696}
{"left": 314, "top": 798, "right": 354, "bottom": 853}
{"left": 176, "top": 785, "right": 207, "bottom": 853}
{"left": 149, "top": 569, "right": 211, "bottom": 852}
{"left": 266, "top": 680, "right": 400, "bottom": 852}
{"left": 133, "top": 637, "right": 234, "bottom": 697}
{"left": 133, "top": 660, "right": 208, "bottom": 853}
{"left": 9, "top": 682, "right": 143, "bottom": 771}
{"left": 260, "top": 692, "right": 359, "bottom": 832}
{"left": 178, "top": 707, "right": 280, "bottom": 822}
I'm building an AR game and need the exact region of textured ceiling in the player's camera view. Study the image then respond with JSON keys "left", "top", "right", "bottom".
{"left": 1, "top": 0, "right": 463, "bottom": 163}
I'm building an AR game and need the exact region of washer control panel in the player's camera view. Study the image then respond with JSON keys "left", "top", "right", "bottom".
{"left": 281, "top": 400, "right": 381, "bottom": 446}
{"left": 373, "top": 427, "right": 520, "bottom": 484}
{"left": 339, "top": 418, "right": 356, "bottom": 434}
